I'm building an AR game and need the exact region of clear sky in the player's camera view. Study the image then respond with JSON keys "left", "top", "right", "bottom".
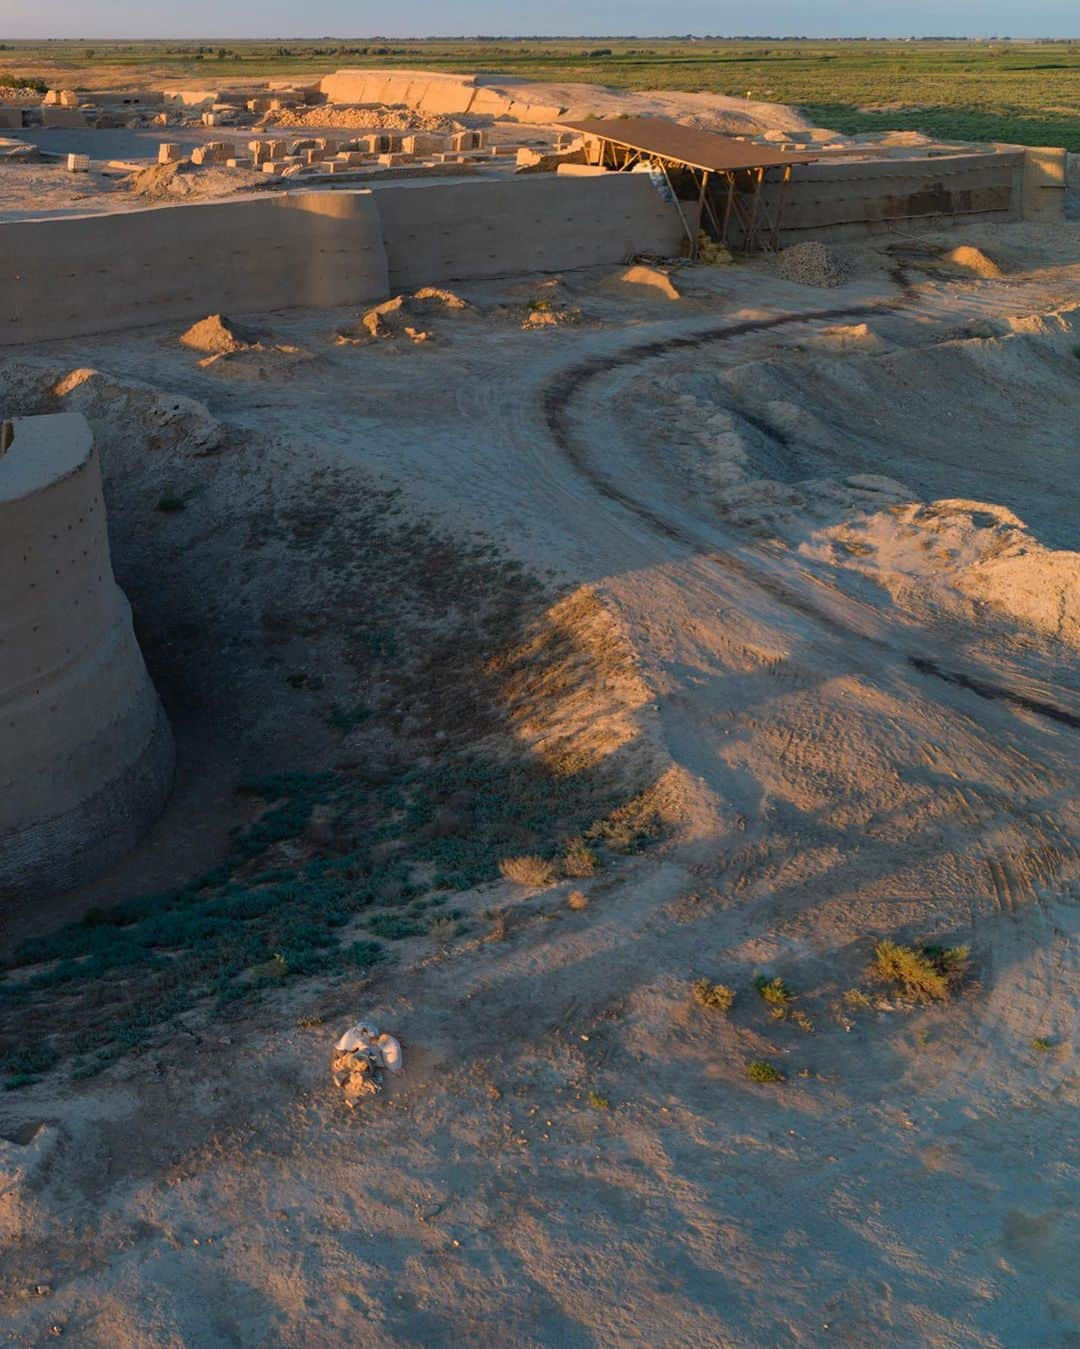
{"left": 2, "top": 1, "right": 1076, "bottom": 40}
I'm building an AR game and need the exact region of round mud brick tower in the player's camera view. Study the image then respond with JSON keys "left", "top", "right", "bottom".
{"left": 0, "top": 412, "right": 174, "bottom": 901}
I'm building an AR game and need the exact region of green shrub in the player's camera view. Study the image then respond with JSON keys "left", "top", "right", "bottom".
{"left": 367, "top": 913, "right": 424, "bottom": 941}
{"left": 562, "top": 837, "right": 599, "bottom": 878}
{"left": 588, "top": 1090, "right": 610, "bottom": 1109}
{"left": 746, "top": 1060, "right": 785, "bottom": 1083}
{"left": 871, "top": 940, "right": 969, "bottom": 1002}
{"left": 692, "top": 979, "right": 735, "bottom": 1013}
{"left": 754, "top": 974, "right": 794, "bottom": 1007}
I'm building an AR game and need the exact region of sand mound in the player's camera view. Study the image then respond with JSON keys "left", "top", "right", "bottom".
{"left": 945, "top": 245, "right": 1003, "bottom": 278}
{"left": 602, "top": 265, "right": 682, "bottom": 301}
{"left": 179, "top": 314, "right": 259, "bottom": 355}
{"left": 776, "top": 242, "right": 850, "bottom": 288}
{"left": 176, "top": 313, "right": 312, "bottom": 374}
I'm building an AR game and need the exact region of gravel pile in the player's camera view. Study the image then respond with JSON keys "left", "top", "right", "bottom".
{"left": 776, "top": 241, "right": 851, "bottom": 288}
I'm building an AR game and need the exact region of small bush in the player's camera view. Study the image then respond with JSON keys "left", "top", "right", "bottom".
{"left": 692, "top": 979, "right": 735, "bottom": 1014}
{"left": 429, "top": 915, "right": 464, "bottom": 943}
{"left": 566, "top": 890, "right": 589, "bottom": 911}
{"left": 367, "top": 913, "right": 424, "bottom": 940}
{"left": 843, "top": 987, "right": 873, "bottom": 1009}
{"left": 871, "top": 940, "right": 969, "bottom": 1002}
{"left": 340, "top": 940, "right": 383, "bottom": 968}
{"left": 1031, "top": 1036, "right": 1053, "bottom": 1053}
{"left": 588, "top": 1090, "right": 610, "bottom": 1110}
{"left": 746, "top": 1060, "right": 785, "bottom": 1083}
{"left": 754, "top": 974, "right": 794, "bottom": 1007}
{"left": 483, "top": 910, "right": 509, "bottom": 942}
{"left": 562, "top": 837, "right": 599, "bottom": 878}
{"left": 499, "top": 854, "right": 555, "bottom": 887}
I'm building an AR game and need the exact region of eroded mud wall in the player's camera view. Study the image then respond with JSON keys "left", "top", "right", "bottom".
{"left": 374, "top": 175, "right": 686, "bottom": 288}
{"left": 0, "top": 177, "right": 685, "bottom": 341}
{"left": 0, "top": 191, "right": 390, "bottom": 344}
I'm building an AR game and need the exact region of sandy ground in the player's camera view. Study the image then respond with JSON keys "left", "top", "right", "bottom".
{"left": 1, "top": 221, "right": 1079, "bottom": 1346}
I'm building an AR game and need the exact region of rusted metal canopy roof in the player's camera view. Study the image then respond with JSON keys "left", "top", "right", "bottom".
{"left": 559, "top": 117, "right": 814, "bottom": 173}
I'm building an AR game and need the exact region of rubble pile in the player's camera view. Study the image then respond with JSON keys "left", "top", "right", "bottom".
{"left": 331, "top": 1020, "right": 403, "bottom": 1107}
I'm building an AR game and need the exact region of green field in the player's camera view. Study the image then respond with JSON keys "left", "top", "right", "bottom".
{"left": 1, "top": 37, "right": 1079, "bottom": 149}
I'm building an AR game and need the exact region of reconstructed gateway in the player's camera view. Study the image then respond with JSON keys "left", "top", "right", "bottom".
{"left": 0, "top": 413, "right": 174, "bottom": 900}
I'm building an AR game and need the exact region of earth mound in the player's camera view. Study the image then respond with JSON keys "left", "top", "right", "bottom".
{"left": 179, "top": 314, "right": 259, "bottom": 355}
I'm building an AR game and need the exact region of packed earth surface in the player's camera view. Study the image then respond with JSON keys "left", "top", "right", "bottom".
{"left": 1, "top": 206, "right": 1078, "bottom": 1344}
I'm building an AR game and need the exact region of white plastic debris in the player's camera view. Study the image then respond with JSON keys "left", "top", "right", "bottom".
{"left": 377, "top": 1033, "right": 403, "bottom": 1074}
{"left": 336, "top": 1022, "right": 380, "bottom": 1053}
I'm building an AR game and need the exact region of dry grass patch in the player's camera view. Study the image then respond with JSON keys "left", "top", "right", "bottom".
{"left": 871, "top": 940, "right": 969, "bottom": 1003}
{"left": 499, "top": 854, "right": 556, "bottom": 888}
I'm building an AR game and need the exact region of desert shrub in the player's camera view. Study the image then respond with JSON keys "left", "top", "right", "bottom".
{"left": 754, "top": 974, "right": 794, "bottom": 1007}
{"left": 871, "top": 940, "right": 969, "bottom": 1002}
{"left": 692, "top": 979, "right": 735, "bottom": 1014}
{"left": 566, "top": 890, "right": 589, "bottom": 910}
{"left": 483, "top": 910, "right": 509, "bottom": 942}
{"left": 562, "top": 837, "right": 599, "bottom": 878}
{"left": 588, "top": 1090, "right": 610, "bottom": 1109}
{"left": 367, "top": 913, "right": 424, "bottom": 941}
{"left": 1031, "top": 1036, "right": 1053, "bottom": 1053}
{"left": 498, "top": 854, "right": 555, "bottom": 887}
{"left": 746, "top": 1060, "right": 785, "bottom": 1083}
